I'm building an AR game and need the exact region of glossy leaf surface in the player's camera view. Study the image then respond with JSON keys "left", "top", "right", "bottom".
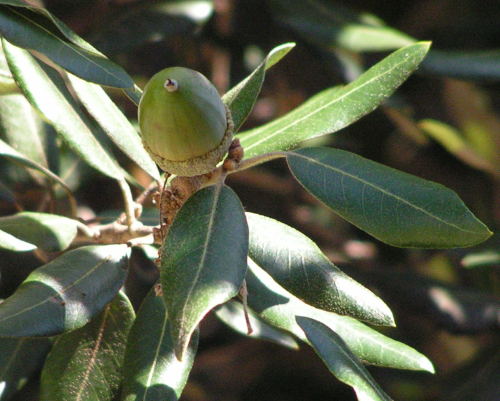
{"left": 246, "top": 260, "right": 434, "bottom": 372}
{"left": 0, "top": 244, "right": 130, "bottom": 336}
{"left": 287, "top": 147, "right": 492, "bottom": 248}
{"left": 67, "top": 73, "right": 160, "bottom": 180}
{"left": 40, "top": 292, "right": 135, "bottom": 401}
{"left": 246, "top": 212, "right": 394, "bottom": 325}
{"left": 121, "top": 288, "right": 198, "bottom": 401}
{"left": 215, "top": 300, "right": 299, "bottom": 349}
{"left": 0, "top": 228, "right": 36, "bottom": 251}
{"left": 0, "top": 212, "right": 78, "bottom": 252}
{"left": 3, "top": 40, "right": 124, "bottom": 180}
{"left": 223, "top": 42, "right": 295, "bottom": 131}
{"left": 238, "top": 42, "right": 431, "bottom": 157}
{"left": 0, "top": 6, "right": 133, "bottom": 88}
{"left": 0, "top": 337, "right": 51, "bottom": 401}
{"left": 160, "top": 185, "right": 248, "bottom": 359}
{"left": 297, "top": 317, "right": 392, "bottom": 401}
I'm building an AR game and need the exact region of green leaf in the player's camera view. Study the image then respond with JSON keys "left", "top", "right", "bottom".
{"left": 287, "top": 147, "right": 492, "bottom": 248}
{"left": 40, "top": 292, "right": 135, "bottom": 401}
{"left": 223, "top": 43, "right": 295, "bottom": 131}
{"left": 0, "top": 6, "right": 134, "bottom": 88}
{"left": 421, "top": 49, "right": 500, "bottom": 82}
{"left": 67, "top": 73, "right": 160, "bottom": 181}
{"left": 246, "top": 260, "right": 435, "bottom": 372}
{"left": 238, "top": 42, "right": 431, "bottom": 157}
{"left": 297, "top": 316, "right": 393, "bottom": 401}
{"left": 0, "top": 336, "right": 51, "bottom": 401}
{"left": 0, "top": 93, "right": 47, "bottom": 168}
{"left": 0, "top": 212, "right": 78, "bottom": 252}
{"left": 0, "top": 244, "right": 130, "bottom": 337}
{"left": 270, "top": 0, "right": 415, "bottom": 52}
{"left": 0, "top": 137, "right": 73, "bottom": 195}
{"left": 246, "top": 212, "right": 394, "bottom": 326}
{"left": 0, "top": 228, "right": 36, "bottom": 252}
{"left": 215, "top": 300, "right": 299, "bottom": 349}
{"left": 121, "top": 288, "right": 198, "bottom": 401}
{"left": 3, "top": 39, "right": 124, "bottom": 180}
{"left": 160, "top": 184, "right": 248, "bottom": 359}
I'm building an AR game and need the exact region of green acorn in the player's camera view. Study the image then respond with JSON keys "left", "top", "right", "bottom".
{"left": 139, "top": 67, "right": 233, "bottom": 176}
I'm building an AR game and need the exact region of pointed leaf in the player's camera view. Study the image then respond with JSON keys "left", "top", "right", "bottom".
{"left": 67, "top": 73, "right": 160, "bottom": 181}
{"left": 0, "top": 228, "right": 36, "bottom": 251}
{"left": 0, "top": 212, "right": 79, "bottom": 252}
{"left": 223, "top": 43, "right": 295, "bottom": 131}
{"left": 3, "top": 40, "right": 124, "bottom": 180}
{"left": 246, "top": 260, "right": 435, "bottom": 372}
{"left": 287, "top": 147, "right": 492, "bottom": 248}
{"left": 215, "top": 300, "right": 299, "bottom": 349}
{"left": 246, "top": 212, "right": 394, "bottom": 325}
{"left": 0, "top": 6, "right": 133, "bottom": 88}
{"left": 237, "top": 42, "right": 431, "bottom": 157}
{"left": 121, "top": 288, "right": 198, "bottom": 401}
{"left": 40, "top": 292, "right": 135, "bottom": 401}
{"left": 0, "top": 137, "right": 73, "bottom": 195}
{"left": 0, "top": 244, "right": 130, "bottom": 337}
{"left": 0, "top": 336, "right": 51, "bottom": 401}
{"left": 160, "top": 184, "right": 248, "bottom": 359}
{"left": 297, "top": 316, "right": 393, "bottom": 401}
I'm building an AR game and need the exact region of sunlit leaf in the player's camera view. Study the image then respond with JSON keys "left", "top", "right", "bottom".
{"left": 238, "top": 42, "right": 431, "bottom": 157}
{"left": 67, "top": 73, "right": 160, "bottom": 181}
{"left": 287, "top": 147, "right": 492, "bottom": 248}
{"left": 223, "top": 42, "right": 295, "bottom": 131}
{"left": 0, "top": 244, "right": 130, "bottom": 337}
{"left": 3, "top": 40, "right": 124, "bottom": 180}
{"left": 0, "top": 5, "right": 134, "bottom": 87}
{"left": 122, "top": 288, "right": 198, "bottom": 401}
{"left": 297, "top": 316, "right": 393, "bottom": 401}
{"left": 246, "top": 260, "right": 435, "bottom": 372}
{"left": 0, "top": 212, "right": 78, "bottom": 252}
{"left": 40, "top": 292, "right": 135, "bottom": 401}
{"left": 0, "top": 228, "right": 36, "bottom": 252}
{"left": 246, "top": 212, "right": 394, "bottom": 325}
{"left": 160, "top": 184, "right": 248, "bottom": 359}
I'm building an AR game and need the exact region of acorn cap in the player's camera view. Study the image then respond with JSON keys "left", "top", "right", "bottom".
{"left": 139, "top": 67, "right": 233, "bottom": 176}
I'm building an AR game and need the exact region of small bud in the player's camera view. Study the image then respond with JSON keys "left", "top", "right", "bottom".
{"left": 139, "top": 67, "right": 233, "bottom": 176}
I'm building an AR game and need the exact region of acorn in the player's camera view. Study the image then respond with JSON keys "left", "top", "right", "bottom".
{"left": 139, "top": 67, "right": 233, "bottom": 176}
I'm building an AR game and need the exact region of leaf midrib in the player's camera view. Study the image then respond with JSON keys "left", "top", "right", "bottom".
{"left": 242, "top": 48, "right": 419, "bottom": 151}
{"left": 290, "top": 152, "right": 482, "bottom": 235}
{"left": 6, "top": 7, "right": 126, "bottom": 85}
{"left": 0, "top": 256, "right": 111, "bottom": 324}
